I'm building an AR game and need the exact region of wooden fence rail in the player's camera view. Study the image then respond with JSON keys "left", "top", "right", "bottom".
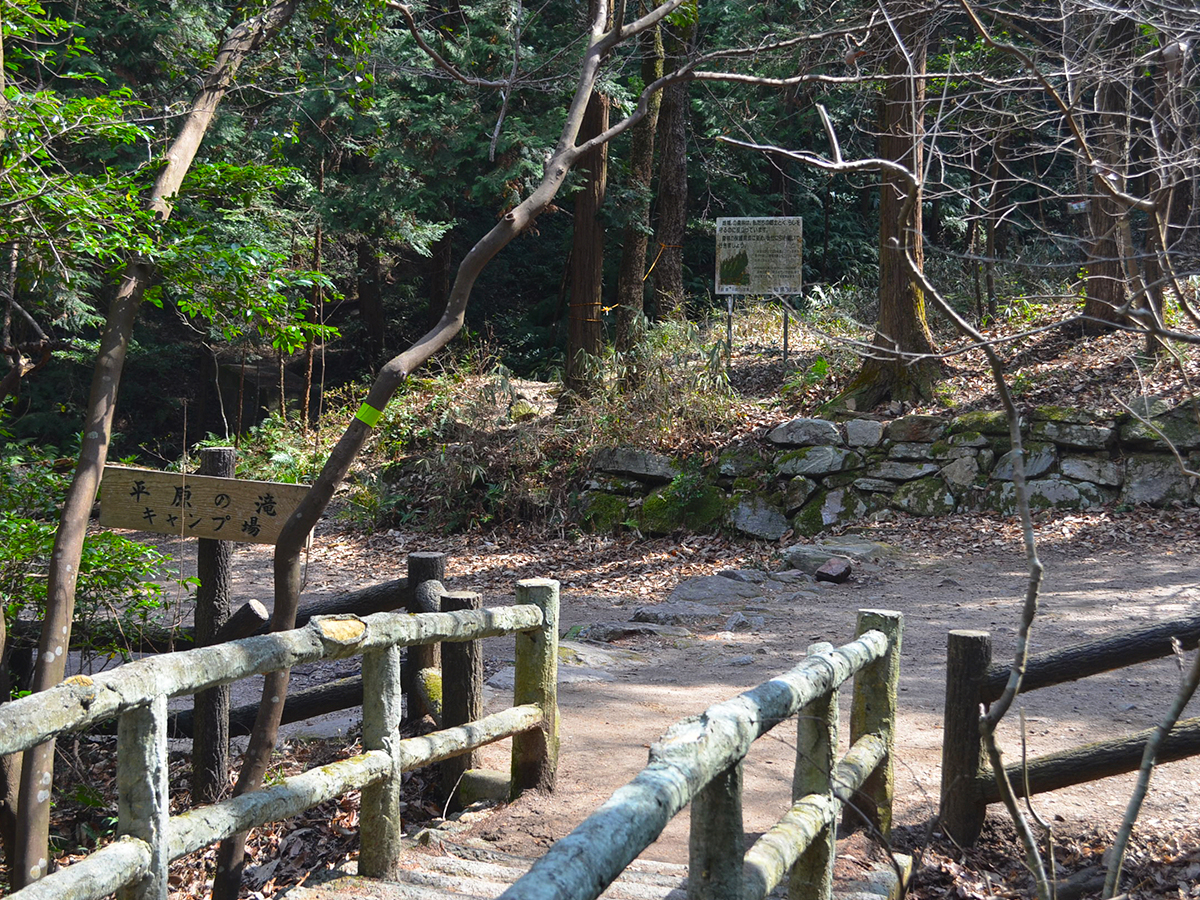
{"left": 0, "top": 578, "right": 560, "bottom": 900}
{"left": 496, "top": 608, "right": 903, "bottom": 900}
{"left": 940, "top": 613, "right": 1200, "bottom": 845}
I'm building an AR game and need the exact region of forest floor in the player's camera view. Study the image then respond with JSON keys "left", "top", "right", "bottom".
{"left": 31, "top": 313, "right": 1200, "bottom": 898}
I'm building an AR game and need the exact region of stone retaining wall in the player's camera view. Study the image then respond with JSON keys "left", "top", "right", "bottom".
{"left": 578, "top": 403, "right": 1200, "bottom": 538}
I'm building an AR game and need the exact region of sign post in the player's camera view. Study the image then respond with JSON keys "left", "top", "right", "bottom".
{"left": 715, "top": 216, "right": 804, "bottom": 364}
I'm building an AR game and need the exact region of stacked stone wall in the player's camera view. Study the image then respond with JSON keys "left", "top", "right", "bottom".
{"left": 578, "top": 403, "right": 1200, "bottom": 537}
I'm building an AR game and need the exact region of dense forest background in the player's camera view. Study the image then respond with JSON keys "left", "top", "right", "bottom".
{"left": 7, "top": 0, "right": 1194, "bottom": 465}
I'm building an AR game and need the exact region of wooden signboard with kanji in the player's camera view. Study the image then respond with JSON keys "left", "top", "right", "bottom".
{"left": 100, "top": 465, "right": 310, "bottom": 544}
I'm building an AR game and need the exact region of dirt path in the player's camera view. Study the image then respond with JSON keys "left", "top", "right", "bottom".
{"left": 134, "top": 509, "right": 1200, "bottom": 865}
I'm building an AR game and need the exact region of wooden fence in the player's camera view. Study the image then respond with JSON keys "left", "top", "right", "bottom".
{"left": 0, "top": 578, "right": 561, "bottom": 900}
{"left": 497, "top": 608, "right": 904, "bottom": 900}
{"left": 940, "top": 612, "right": 1200, "bottom": 845}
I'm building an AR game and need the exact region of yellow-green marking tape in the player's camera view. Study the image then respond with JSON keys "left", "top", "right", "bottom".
{"left": 355, "top": 402, "right": 383, "bottom": 428}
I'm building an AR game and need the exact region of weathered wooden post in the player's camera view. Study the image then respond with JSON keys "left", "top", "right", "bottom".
{"left": 192, "top": 447, "right": 235, "bottom": 805}
{"left": 511, "top": 578, "right": 559, "bottom": 795}
{"left": 359, "top": 639, "right": 405, "bottom": 880}
{"left": 843, "top": 609, "right": 902, "bottom": 837}
{"left": 441, "top": 590, "right": 484, "bottom": 811}
{"left": 940, "top": 629, "right": 992, "bottom": 846}
{"left": 792, "top": 641, "right": 837, "bottom": 900}
{"left": 117, "top": 697, "right": 169, "bottom": 900}
{"left": 404, "top": 552, "right": 446, "bottom": 722}
{"left": 689, "top": 762, "right": 745, "bottom": 900}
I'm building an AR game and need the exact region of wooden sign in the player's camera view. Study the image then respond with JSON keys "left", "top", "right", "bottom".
{"left": 100, "top": 465, "right": 310, "bottom": 544}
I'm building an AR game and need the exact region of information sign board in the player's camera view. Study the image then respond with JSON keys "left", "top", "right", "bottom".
{"left": 715, "top": 217, "right": 803, "bottom": 295}
{"left": 100, "top": 465, "right": 310, "bottom": 544}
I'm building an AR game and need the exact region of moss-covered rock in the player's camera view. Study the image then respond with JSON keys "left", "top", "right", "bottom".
{"left": 949, "top": 410, "right": 1015, "bottom": 436}
{"left": 783, "top": 476, "right": 818, "bottom": 513}
{"left": 775, "top": 445, "right": 862, "bottom": 476}
{"left": 716, "top": 444, "right": 767, "bottom": 478}
{"left": 792, "top": 488, "right": 869, "bottom": 536}
{"left": 639, "top": 484, "right": 726, "bottom": 535}
{"left": 885, "top": 414, "right": 947, "bottom": 443}
{"left": 891, "top": 476, "right": 957, "bottom": 516}
{"left": 1119, "top": 406, "right": 1200, "bottom": 450}
{"left": 579, "top": 491, "right": 633, "bottom": 533}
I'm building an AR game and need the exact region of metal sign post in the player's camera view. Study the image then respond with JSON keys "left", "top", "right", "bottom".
{"left": 715, "top": 216, "right": 803, "bottom": 364}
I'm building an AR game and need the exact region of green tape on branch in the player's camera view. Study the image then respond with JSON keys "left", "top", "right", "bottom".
{"left": 355, "top": 402, "right": 383, "bottom": 428}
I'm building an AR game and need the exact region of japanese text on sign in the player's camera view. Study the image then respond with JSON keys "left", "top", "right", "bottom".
{"left": 715, "top": 217, "right": 803, "bottom": 296}
{"left": 99, "top": 466, "right": 310, "bottom": 545}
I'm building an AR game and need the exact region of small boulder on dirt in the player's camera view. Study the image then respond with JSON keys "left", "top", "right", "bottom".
{"left": 815, "top": 558, "right": 852, "bottom": 584}
{"left": 632, "top": 601, "right": 722, "bottom": 625}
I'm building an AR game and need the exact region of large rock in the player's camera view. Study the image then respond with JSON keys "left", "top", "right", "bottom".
{"left": 578, "top": 491, "right": 633, "bottom": 533}
{"left": 767, "top": 417, "right": 843, "bottom": 447}
{"left": 669, "top": 576, "right": 764, "bottom": 603}
{"left": 940, "top": 455, "right": 980, "bottom": 490}
{"left": 991, "top": 442, "right": 1057, "bottom": 481}
{"left": 792, "top": 488, "right": 869, "bottom": 536}
{"left": 1119, "top": 405, "right": 1200, "bottom": 450}
{"left": 1121, "top": 454, "right": 1194, "bottom": 507}
{"left": 887, "top": 442, "right": 936, "bottom": 461}
{"left": 783, "top": 476, "right": 818, "bottom": 513}
{"left": 1060, "top": 456, "right": 1123, "bottom": 487}
{"left": 891, "top": 476, "right": 957, "bottom": 516}
{"left": 845, "top": 419, "right": 885, "bottom": 448}
{"left": 726, "top": 494, "right": 790, "bottom": 540}
{"left": 781, "top": 538, "right": 893, "bottom": 573}
{"left": 776, "top": 446, "right": 862, "bottom": 477}
{"left": 1030, "top": 419, "right": 1114, "bottom": 449}
{"left": 886, "top": 414, "right": 947, "bottom": 443}
{"left": 639, "top": 484, "right": 726, "bottom": 535}
{"left": 866, "top": 460, "right": 941, "bottom": 481}
{"left": 983, "top": 477, "right": 1112, "bottom": 514}
{"left": 715, "top": 444, "right": 765, "bottom": 477}
{"left": 948, "top": 410, "right": 1014, "bottom": 436}
{"left": 593, "top": 447, "right": 678, "bottom": 483}
{"left": 634, "top": 600, "right": 725, "bottom": 624}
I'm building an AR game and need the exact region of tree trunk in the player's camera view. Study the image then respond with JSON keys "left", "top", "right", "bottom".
{"left": 11, "top": 0, "right": 299, "bottom": 886}
{"left": 842, "top": 1, "right": 938, "bottom": 411}
{"left": 358, "top": 238, "right": 385, "bottom": 363}
{"left": 614, "top": 24, "right": 664, "bottom": 356}
{"left": 650, "top": 21, "right": 693, "bottom": 320}
{"left": 192, "top": 448, "right": 236, "bottom": 806}
{"left": 565, "top": 87, "right": 610, "bottom": 395}
{"left": 1081, "top": 18, "right": 1136, "bottom": 336}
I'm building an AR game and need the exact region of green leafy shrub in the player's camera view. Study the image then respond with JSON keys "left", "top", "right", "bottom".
{"left": 1, "top": 440, "right": 178, "bottom": 678}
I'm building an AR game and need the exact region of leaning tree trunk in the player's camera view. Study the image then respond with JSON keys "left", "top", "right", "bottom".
{"left": 9, "top": 0, "right": 299, "bottom": 887}
{"left": 841, "top": 0, "right": 937, "bottom": 411}
{"left": 208, "top": 2, "right": 688, "bottom": 896}
{"left": 614, "top": 24, "right": 664, "bottom": 356}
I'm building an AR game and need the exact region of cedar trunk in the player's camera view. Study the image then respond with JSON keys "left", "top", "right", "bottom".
{"left": 565, "top": 89, "right": 610, "bottom": 394}
{"left": 614, "top": 25, "right": 664, "bottom": 354}
{"left": 844, "top": 3, "right": 937, "bottom": 410}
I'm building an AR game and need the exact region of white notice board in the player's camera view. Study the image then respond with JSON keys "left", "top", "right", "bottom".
{"left": 715, "top": 217, "right": 803, "bottom": 295}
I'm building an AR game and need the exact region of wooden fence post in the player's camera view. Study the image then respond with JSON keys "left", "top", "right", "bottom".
{"left": 359, "top": 642, "right": 404, "bottom": 879}
{"left": 117, "top": 697, "right": 169, "bottom": 900}
{"left": 843, "top": 609, "right": 902, "bottom": 837}
{"left": 192, "top": 446, "right": 235, "bottom": 805}
{"left": 940, "top": 629, "right": 992, "bottom": 846}
{"left": 511, "top": 578, "right": 559, "bottom": 795}
{"left": 441, "top": 590, "right": 483, "bottom": 812}
{"left": 688, "top": 761, "right": 745, "bottom": 900}
{"left": 405, "top": 552, "right": 445, "bottom": 722}
{"left": 792, "top": 641, "right": 837, "bottom": 900}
